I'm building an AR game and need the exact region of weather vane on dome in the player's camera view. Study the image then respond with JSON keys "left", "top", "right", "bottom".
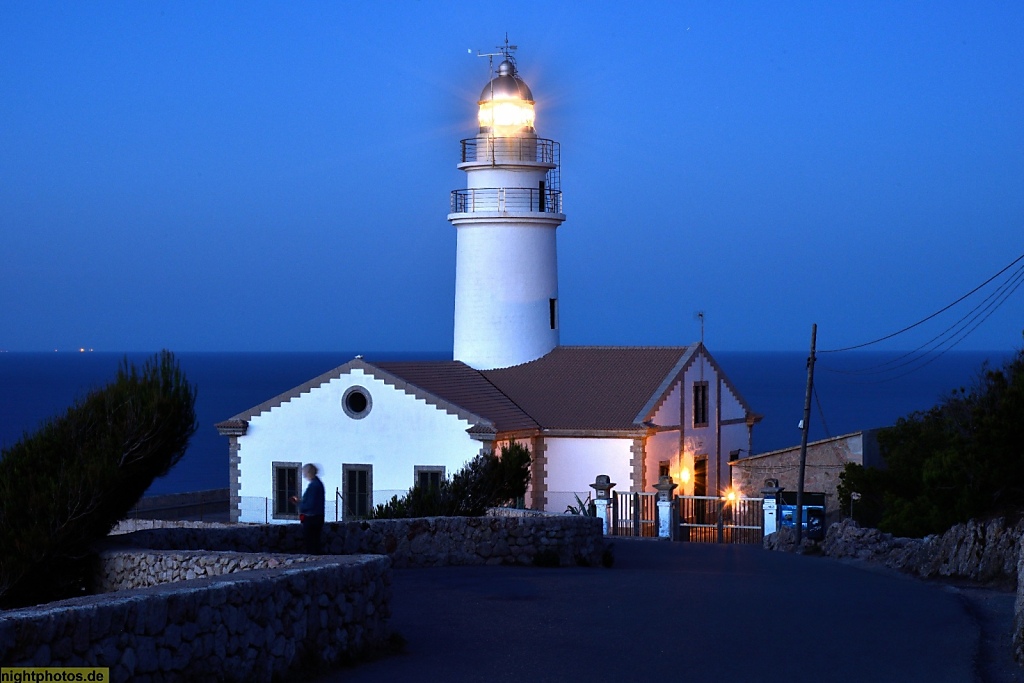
{"left": 470, "top": 33, "right": 518, "bottom": 79}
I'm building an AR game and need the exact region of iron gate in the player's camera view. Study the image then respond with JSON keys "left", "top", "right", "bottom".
{"left": 676, "top": 495, "right": 764, "bottom": 544}
{"left": 610, "top": 491, "right": 658, "bottom": 537}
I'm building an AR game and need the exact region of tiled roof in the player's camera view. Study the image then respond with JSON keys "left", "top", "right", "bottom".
{"left": 374, "top": 361, "right": 539, "bottom": 432}
{"left": 482, "top": 346, "right": 698, "bottom": 431}
{"left": 220, "top": 345, "right": 754, "bottom": 436}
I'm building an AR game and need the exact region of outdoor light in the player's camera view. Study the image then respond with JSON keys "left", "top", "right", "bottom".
{"left": 478, "top": 59, "right": 536, "bottom": 135}
{"left": 680, "top": 467, "right": 691, "bottom": 484}
{"left": 478, "top": 99, "right": 535, "bottom": 130}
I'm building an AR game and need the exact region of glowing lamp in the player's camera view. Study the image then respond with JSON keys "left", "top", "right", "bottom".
{"left": 478, "top": 59, "right": 536, "bottom": 135}
{"left": 680, "top": 467, "right": 691, "bottom": 484}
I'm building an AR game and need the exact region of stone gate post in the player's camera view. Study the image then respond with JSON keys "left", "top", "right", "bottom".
{"left": 590, "top": 474, "right": 616, "bottom": 535}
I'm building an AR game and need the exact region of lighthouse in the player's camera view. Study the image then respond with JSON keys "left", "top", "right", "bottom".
{"left": 448, "top": 44, "right": 566, "bottom": 370}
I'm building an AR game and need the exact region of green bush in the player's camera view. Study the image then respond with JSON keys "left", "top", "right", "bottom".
{"left": 370, "top": 441, "right": 531, "bottom": 518}
{"left": 840, "top": 343, "right": 1024, "bottom": 537}
{"left": 0, "top": 351, "right": 197, "bottom": 608}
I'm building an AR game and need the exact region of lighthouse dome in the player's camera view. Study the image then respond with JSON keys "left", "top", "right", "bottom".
{"left": 478, "top": 59, "right": 534, "bottom": 103}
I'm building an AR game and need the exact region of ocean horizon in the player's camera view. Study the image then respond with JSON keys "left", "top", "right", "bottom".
{"left": 0, "top": 349, "right": 1014, "bottom": 496}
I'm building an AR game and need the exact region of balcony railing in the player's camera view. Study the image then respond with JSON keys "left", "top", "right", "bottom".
{"left": 450, "top": 187, "right": 563, "bottom": 215}
{"left": 460, "top": 137, "right": 559, "bottom": 166}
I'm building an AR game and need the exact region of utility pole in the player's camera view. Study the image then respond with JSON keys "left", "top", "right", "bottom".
{"left": 794, "top": 323, "right": 817, "bottom": 547}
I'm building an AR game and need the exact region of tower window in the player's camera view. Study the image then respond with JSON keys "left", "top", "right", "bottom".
{"left": 549, "top": 298, "right": 558, "bottom": 330}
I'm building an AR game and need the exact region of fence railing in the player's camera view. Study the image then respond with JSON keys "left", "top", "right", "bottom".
{"left": 450, "top": 187, "right": 563, "bottom": 215}
{"left": 238, "top": 495, "right": 341, "bottom": 525}
{"left": 677, "top": 495, "right": 764, "bottom": 544}
{"left": 460, "top": 137, "right": 559, "bottom": 166}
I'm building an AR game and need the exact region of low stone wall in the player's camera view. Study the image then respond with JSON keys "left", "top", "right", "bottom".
{"left": 94, "top": 549, "right": 317, "bottom": 592}
{"left": 819, "top": 518, "right": 1023, "bottom": 583}
{"left": 0, "top": 555, "right": 391, "bottom": 682}
{"left": 113, "top": 515, "right": 606, "bottom": 568}
{"left": 766, "top": 518, "right": 1023, "bottom": 583}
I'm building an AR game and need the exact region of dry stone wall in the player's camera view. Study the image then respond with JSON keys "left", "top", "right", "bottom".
{"left": 1, "top": 514, "right": 603, "bottom": 681}
{"left": 0, "top": 555, "right": 391, "bottom": 682}
{"left": 114, "top": 515, "right": 606, "bottom": 568}
{"left": 94, "top": 549, "right": 316, "bottom": 592}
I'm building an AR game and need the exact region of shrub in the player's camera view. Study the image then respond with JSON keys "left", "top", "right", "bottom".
{"left": 370, "top": 441, "right": 531, "bottom": 518}
{"left": 840, "top": 343, "right": 1024, "bottom": 537}
{"left": 0, "top": 351, "right": 197, "bottom": 607}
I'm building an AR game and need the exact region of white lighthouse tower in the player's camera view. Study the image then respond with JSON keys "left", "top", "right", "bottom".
{"left": 448, "top": 43, "right": 566, "bottom": 370}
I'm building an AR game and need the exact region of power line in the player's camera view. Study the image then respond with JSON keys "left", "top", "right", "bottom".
{"left": 820, "top": 249, "right": 1024, "bottom": 354}
{"left": 820, "top": 263, "right": 1024, "bottom": 379}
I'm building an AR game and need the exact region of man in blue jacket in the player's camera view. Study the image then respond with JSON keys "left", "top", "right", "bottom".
{"left": 292, "top": 463, "right": 325, "bottom": 554}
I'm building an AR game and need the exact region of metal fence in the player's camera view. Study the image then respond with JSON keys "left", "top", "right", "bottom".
{"left": 236, "top": 488, "right": 410, "bottom": 524}
{"left": 677, "top": 495, "right": 764, "bottom": 544}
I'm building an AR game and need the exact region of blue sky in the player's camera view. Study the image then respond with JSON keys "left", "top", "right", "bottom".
{"left": 2, "top": 2, "right": 1022, "bottom": 354}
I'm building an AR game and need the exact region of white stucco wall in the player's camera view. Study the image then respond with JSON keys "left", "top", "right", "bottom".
{"left": 645, "top": 430, "right": 680, "bottom": 490}
{"left": 651, "top": 382, "right": 681, "bottom": 427}
{"left": 235, "top": 368, "right": 484, "bottom": 523}
{"left": 720, "top": 380, "right": 747, "bottom": 422}
{"left": 543, "top": 437, "right": 633, "bottom": 513}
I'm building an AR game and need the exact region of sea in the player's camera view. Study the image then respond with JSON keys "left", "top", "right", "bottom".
{"left": 0, "top": 349, "right": 1014, "bottom": 496}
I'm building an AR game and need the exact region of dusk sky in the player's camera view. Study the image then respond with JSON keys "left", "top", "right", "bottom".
{"left": 3, "top": 2, "right": 1022, "bottom": 354}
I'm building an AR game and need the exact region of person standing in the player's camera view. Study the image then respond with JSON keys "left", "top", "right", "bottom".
{"left": 291, "top": 463, "right": 325, "bottom": 554}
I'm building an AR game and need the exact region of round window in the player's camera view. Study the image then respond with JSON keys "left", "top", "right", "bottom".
{"left": 342, "top": 386, "right": 372, "bottom": 419}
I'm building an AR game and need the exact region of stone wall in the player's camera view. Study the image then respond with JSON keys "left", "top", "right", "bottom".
{"left": 0, "top": 514, "right": 603, "bottom": 681}
{"left": 0, "top": 555, "right": 391, "bottom": 682}
{"left": 112, "top": 514, "right": 606, "bottom": 568}
{"left": 766, "top": 517, "right": 1023, "bottom": 583}
{"left": 731, "top": 431, "right": 878, "bottom": 517}
{"left": 94, "top": 549, "right": 316, "bottom": 592}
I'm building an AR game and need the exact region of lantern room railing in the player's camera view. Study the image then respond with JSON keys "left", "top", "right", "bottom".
{"left": 450, "top": 187, "right": 563, "bottom": 215}
{"left": 460, "top": 137, "right": 559, "bottom": 166}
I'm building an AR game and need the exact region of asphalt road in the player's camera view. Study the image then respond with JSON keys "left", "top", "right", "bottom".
{"left": 318, "top": 539, "right": 1009, "bottom": 682}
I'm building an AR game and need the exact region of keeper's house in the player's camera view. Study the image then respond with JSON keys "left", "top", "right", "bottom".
{"left": 216, "top": 345, "right": 759, "bottom": 522}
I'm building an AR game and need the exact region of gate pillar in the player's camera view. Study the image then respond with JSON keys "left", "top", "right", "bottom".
{"left": 653, "top": 476, "right": 678, "bottom": 539}
{"left": 761, "top": 479, "right": 784, "bottom": 536}
{"left": 590, "top": 474, "right": 616, "bottom": 535}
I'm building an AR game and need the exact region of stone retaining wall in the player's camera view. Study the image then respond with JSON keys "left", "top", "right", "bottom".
{"left": 111, "top": 515, "right": 606, "bottom": 568}
{"left": 94, "top": 549, "right": 317, "bottom": 592}
{"left": 0, "top": 555, "right": 391, "bottom": 682}
{"left": 820, "top": 517, "right": 1023, "bottom": 583}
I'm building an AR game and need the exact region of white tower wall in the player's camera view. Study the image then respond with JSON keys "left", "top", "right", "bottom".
{"left": 452, "top": 218, "right": 559, "bottom": 369}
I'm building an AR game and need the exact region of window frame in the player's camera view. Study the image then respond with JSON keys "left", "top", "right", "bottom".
{"left": 342, "top": 463, "right": 373, "bottom": 519}
{"left": 342, "top": 385, "right": 373, "bottom": 420}
{"left": 272, "top": 461, "right": 302, "bottom": 520}
{"left": 414, "top": 465, "right": 445, "bottom": 492}
{"left": 693, "top": 381, "right": 709, "bottom": 428}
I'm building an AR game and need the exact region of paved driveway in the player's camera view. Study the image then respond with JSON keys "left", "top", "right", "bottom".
{"left": 319, "top": 539, "right": 985, "bottom": 682}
